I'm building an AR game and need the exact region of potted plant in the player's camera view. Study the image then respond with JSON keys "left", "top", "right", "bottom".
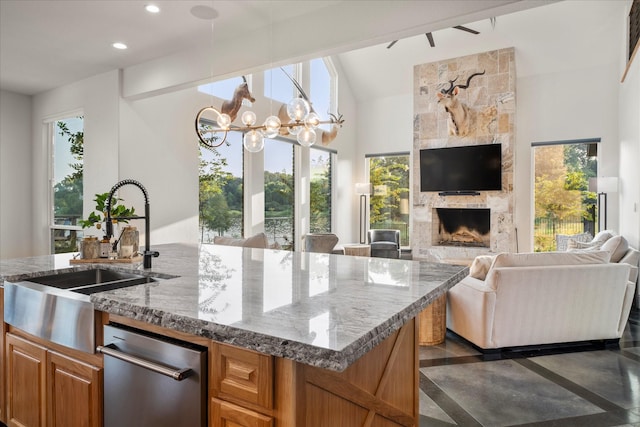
{"left": 79, "top": 192, "right": 136, "bottom": 231}
{"left": 78, "top": 193, "right": 136, "bottom": 258}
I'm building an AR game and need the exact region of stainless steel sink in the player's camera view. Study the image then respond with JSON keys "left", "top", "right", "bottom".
{"left": 3, "top": 268, "right": 159, "bottom": 353}
{"left": 27, "top": 268, "right": 156, "bottom": 294}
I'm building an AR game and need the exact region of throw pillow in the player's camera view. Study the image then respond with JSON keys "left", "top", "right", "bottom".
{"left": 567, "top": 239, "right": 603, "bottom": 251}
{"left": 469, "top": 255, "right": 495, "bottom": 281}
{"left": 592, "top": 230, "right": 615, "bottom": 243}
{"left": 213, "top": 236, "right": 245, "bottom": 247}
{"left": 601, "top": 235, "right": 629, "bottom": 263}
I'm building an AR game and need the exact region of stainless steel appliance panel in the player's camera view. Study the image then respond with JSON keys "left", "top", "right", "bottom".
{"left": 101, "top": 324, "right": 207, "bottom": 427}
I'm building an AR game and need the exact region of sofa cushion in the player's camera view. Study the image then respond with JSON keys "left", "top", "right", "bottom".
{"left": 484, "top": 250, "right": 611, "bottom": 289}
{"left": 469, "top": 255, "right": 495, "bottom": 281}
{"left": 213, "top": 236, "right": 246, "bottom": 247}
{"left": 213, "top": 232, "right": 269, "bottom": 249}
{"left": 601, "top": 235, "right": 629, "bottom": 263}
{"left": 241, "top": 232, "right": 270, "bottom": 248}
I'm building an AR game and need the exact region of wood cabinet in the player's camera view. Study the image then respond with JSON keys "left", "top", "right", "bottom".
{"left": 5, "top": 333, "right": 102, "bottom": 427}
{"left": 211, "top": 398, "right": 273, "bottom": 427}
{"left": 1, "top": 286, "right": 6, "bottom": 423}
{"left": 5, "top": 333, "right": 47, "bottom": 427}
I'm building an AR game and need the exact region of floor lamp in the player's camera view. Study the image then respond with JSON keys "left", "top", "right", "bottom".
{"left": 355, "top": 183, "right": 372, "bottom": 244}
{"left": 597, "top": 177, "right": 618, "bottom": 231}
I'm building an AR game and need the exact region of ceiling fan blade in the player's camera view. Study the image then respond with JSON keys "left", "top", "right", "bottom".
{"left": 453, "top": 25, "right": 480, "bottom": 35}
{"left": 425, "top": 32, "right": 435, "bottom": 47}
{"left": 386, "top": 40, "right": 398, "bottom": 49}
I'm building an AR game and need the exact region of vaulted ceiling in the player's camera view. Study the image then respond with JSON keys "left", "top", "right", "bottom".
{"left": 0, "top": 1, "right": 626, "bottom": 102}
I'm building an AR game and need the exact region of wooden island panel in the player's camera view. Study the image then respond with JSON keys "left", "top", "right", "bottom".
{"left": 292, "top": 318, "right": 418, "bottom": 427}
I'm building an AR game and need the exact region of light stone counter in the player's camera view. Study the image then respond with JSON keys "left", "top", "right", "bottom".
{"left": 1, "top": 243, "right": 468, "bottom": 371}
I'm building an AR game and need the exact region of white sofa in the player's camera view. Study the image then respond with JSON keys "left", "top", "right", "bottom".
{"left": 446, "top": 246, "right": 638, "bottom": 355}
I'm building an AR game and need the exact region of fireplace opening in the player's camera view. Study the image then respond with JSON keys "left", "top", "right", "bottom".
{"left": 435, "top": 208, "right": 490, "bottom": 247}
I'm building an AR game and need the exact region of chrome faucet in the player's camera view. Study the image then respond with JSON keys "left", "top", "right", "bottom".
{"left": 105, "top": 179, "right": 159, "bottom": 269}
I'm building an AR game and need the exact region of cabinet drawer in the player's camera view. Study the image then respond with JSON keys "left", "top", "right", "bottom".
{"left": 212, "top": 343, "right": 273, "bottom": 411}
{"left": 211, "top": 398, "right": 273, "bottom": 427}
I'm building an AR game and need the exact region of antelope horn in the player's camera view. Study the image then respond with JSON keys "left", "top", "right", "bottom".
{"left": 441, "top": 77, "right": 458, "bottom": 94}
{"left": 242, "top": 75, "right": 247, "bottom": 83}
{"left": 280, "top": 67, "right": 311, "bottom": 103}
{"left": 452, "top": 70, "right": 485, "bottom": 91}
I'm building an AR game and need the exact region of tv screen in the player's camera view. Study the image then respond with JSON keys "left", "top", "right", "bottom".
{"left": 420, "top": 144, "right": 502, "bottom": 193}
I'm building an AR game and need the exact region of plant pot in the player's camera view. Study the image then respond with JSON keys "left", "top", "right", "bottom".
{"left": 81, "top": 236, "right": 99, "bottom": 260}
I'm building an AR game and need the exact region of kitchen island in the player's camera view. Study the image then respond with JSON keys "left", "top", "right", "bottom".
{"left": 1, "top": 243, "right": 468, "bottom": 426}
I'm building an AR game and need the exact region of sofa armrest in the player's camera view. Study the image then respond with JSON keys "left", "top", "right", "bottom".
{"left": 446, "top": 276, "right": 497, "bottom": 348}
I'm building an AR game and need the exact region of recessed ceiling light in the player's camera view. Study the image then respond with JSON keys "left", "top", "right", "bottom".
{"left": 145, "top": 4, "right": 160, "bottom": 14}
{"left": 112, "top": 42, "right": 128, "bottom": 50}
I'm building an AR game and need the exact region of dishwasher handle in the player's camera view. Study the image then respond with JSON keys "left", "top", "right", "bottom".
{"left": 97, "top": 344, "right": 193, "bottom": 381}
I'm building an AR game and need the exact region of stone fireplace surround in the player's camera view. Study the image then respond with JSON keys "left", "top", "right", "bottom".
{"left": 412, "top": 48, "right": 516, "bottom": 263}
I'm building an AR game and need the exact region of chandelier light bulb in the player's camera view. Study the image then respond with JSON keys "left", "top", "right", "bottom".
{"left": 288, "top": 119, "right": 301, "bottom": 136}
{"left": 217, "top": 113, "right": 232, "bottom": 130}
{"left": 241, "top": 111, "right": 256, "bottom": 126}
{"left": 304, "top": 112, "right": 320, "bottom": 129}
{"left": 244, "top": 130, "right": 264, "bottom": 152}
{"left": 287, "top": 97, "right": 311, "bottom": 121}
{"left": 297, "top": 128, "right": 317, "bottom": 147}
{"left": 263, "top": 115, "right": 282, "bottom": 138}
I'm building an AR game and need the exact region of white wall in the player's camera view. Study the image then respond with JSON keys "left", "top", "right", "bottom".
{"left": 618, "top": 52, "right": 640, "bottom": 249}
{"left": 0, "top": 90, "right": 32, "bottom": 258}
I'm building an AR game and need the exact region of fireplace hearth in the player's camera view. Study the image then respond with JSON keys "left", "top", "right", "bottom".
{"left": 434, "top": 208, "right": 490, "bottom": 248}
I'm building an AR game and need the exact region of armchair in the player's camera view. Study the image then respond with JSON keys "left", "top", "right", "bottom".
{"left": 367, "top": 229, "right": 401, "bottom": 259}
{"left": 303, "top": 233, "right": 339, "bottom": 254}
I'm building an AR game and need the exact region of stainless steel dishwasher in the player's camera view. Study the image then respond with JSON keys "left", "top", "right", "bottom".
{"left": 98, "top": 324, "right": 207, "bottom": 427}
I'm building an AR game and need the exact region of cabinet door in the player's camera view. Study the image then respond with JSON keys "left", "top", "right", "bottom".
{"left": 5, "top": 333, "right": 47, "bottom": 427}
{"left": 46, "top": 351, "right": 102, "bottom": 427}
{"left": 1, "top": 287, "right": 5, "bottom": 423}
{"left": 211, "top": 398, "right": 273, "bottom": 427}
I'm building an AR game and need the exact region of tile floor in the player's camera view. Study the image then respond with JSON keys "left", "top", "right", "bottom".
{"left": 418, "top": 309, "right": 640, "bottom": 427}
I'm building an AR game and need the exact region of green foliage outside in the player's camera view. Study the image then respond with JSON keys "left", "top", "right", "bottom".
{"left": 199, "top": 146, "right": 242, "bottom": 239}
{"left": 369, "top": 156, "right": 410, "bottom": 245}
{"left": 533, "top": 143, "right": 597, "bottom": 252}
{"left": 309, "top": 154, "right": 331, "bottom": 233}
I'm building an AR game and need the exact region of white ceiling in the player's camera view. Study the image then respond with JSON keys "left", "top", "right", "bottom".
{"left": 0, "top": 0, "right": 627, "bottom": 100}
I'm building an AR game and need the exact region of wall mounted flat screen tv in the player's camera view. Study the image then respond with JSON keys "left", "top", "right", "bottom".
{"left": 420, "top": 143, "right": 502, "bottom": 193}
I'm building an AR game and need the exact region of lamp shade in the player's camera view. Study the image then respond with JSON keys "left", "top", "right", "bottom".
{"left": 598, "top": 177, "right": 619, "bottom": 193}
{"left": 355, "top": 183, "right": 372, "bottom": 195}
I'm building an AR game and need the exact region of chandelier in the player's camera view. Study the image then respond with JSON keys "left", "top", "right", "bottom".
{"left": 195, "top": 74, "right": 344, "bottom": 152}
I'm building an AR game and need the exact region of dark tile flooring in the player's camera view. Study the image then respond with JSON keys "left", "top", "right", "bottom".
{"left": 418, "top": 309, "right": 640, "bottom": 427}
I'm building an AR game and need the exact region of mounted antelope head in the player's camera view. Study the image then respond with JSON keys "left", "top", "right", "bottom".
{"left": 221, "top": 76, "right": 256, "bottom": 123}
{"left": 437, "top": 71, "right": 485, "bottom": 136}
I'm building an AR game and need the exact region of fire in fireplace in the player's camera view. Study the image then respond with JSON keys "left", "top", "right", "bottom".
{"left": 435, "top": 208, "right": 490, "bottom": 247}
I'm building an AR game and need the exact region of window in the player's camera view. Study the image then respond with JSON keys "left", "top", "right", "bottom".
{"left": 264, "top": 138, "right": 295, "bottom": 249}
{"left": 532, "top": 139, "right": 598, "bottom": 251}
{"left": 367, "top": 153, "right": 410, "bottom": 246}
{"left": 199, "top": 131, "right": 244, "bottom": 242}
{"left": 309, "top": 147, "right": 333, "bottom": 233}
{"left": 264, "top": 64, "right": 296, "bottom": 104}
{"left": 310, "top": 58, "right": 333, "bottom": 132}
{"left": 50, "top": 115, "right": 84, "bottom": 254}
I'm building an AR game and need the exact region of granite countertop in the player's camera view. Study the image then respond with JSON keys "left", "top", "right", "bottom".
{"left": 1, "top": 243, "right": 468, "bottom": 371}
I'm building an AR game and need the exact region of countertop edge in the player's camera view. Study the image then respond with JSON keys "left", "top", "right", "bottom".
{"left": 92, "top": 266, "right": 469, "bottom": 371}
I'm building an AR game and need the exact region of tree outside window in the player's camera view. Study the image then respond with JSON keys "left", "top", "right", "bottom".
{"left": 368, "top": 154, "right": 410, "bottom": 246}
{"left": 51, "top": 116, "right": 84, "bottom": 254}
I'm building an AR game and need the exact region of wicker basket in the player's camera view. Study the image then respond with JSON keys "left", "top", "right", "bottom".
{"left": 418, "top": 293, "right": 447, "bottom": 345}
